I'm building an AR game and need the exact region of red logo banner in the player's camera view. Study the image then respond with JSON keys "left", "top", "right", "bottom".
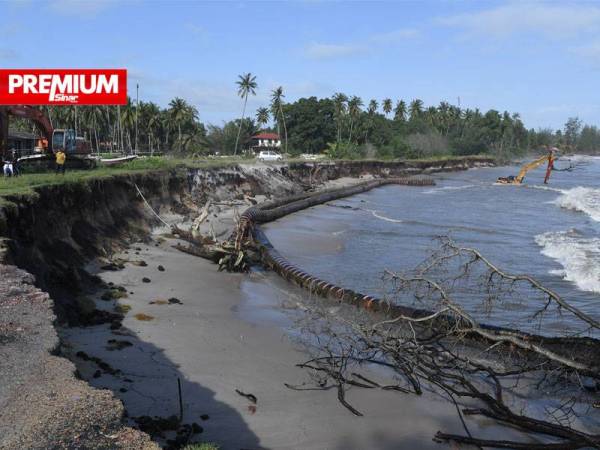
{"left": 0, "top": 69, "right": 127, "bottom": 105}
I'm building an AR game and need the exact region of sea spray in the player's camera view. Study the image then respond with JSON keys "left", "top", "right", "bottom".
{"left": 555, "top": 187, "right": 600, "bottom": 222}
{"left": 535, "top": 229, "right": 600, "bottom": 293}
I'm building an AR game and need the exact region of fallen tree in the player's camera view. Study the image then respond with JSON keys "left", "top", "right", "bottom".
{"left": 287, "top": 237, "right": 600, "bottom": 449}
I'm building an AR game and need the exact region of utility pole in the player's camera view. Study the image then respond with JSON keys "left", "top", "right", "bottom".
{"left": 135, "top": 83, "right": 139, "bottom": 154}
{"left": 117, "top": 105, "right": 122, "bottom": 153}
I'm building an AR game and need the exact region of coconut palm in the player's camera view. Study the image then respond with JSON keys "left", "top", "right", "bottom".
{"left": 233, "top": 73, "right": 257, "bottom": 155}
{"left": 347, "top": 96, "right": 363, "bottom": 144}
{"left": 368, "top": 99, "right": 378, "bottom": 115}
{"left": 332, "top": 92, "right": 348, "bottom": 143}
{"left": 82, "top": 105, "right": 104, "bottom": 154}
{"left": 121, "top": 98, "right": 137, "bottom": 152}
{"left": 382, "top": 98, "right": 393, "bottom": 117}
{"left": 270, "top": 86, "right": 288, "bottom": 153}
{"left": 168, "top": 97, "right": 189, "bottom": 151}
{"left": 394, "top": 100, "right": 407, "bottom": 121}
{"left": 409, "top": 99, "right": 424, "bottom": 121}
{"left": 255, "top": 107, "right": 270, "bottom": 131}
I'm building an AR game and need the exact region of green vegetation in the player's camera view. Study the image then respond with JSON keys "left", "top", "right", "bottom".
{"left": 0, "top": 157, "right": 248, "bottom": 199}
{"left": 8, "top": 74, "right": 597, "bottom": 160}
{"left": 233, "top": 73, "right": 258, "bottom": 156}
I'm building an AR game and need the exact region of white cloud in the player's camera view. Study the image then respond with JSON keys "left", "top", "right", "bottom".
{"left": 438, "top": 3, "right": 600, "bottom": 38}
{"left": 305, "top": 42, "right": 368, "bottom": 60}
{"left": 304, "top": 28, "right": 417, "bottom": 60}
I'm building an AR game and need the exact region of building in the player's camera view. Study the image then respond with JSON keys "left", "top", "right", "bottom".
{"left": 247, "top": 133, "right": 281, "bottom": 152}
{"left": 8, "top": 129, "right": 37, "bottom": 155}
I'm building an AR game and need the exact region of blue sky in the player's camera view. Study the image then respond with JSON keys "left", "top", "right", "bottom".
{"left": 1, "top": 0, "right": 599, "bottom": 129}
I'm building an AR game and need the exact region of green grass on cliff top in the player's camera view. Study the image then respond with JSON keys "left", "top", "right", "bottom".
{"left": 0, "top": 154, "right": 492, "bottom": 201}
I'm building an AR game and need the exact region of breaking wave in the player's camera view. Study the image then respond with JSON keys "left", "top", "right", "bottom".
{"left": 367, "top": 209, "right": 403, "bottom": 223}
{"left": 423, "top": 184, "right": 477, "bottom": 195}
{"left": 555, "top": 187, "right": 600, "bottom": 222}
{"left": 535, "top": 229, "right": 600, "bottom": 293}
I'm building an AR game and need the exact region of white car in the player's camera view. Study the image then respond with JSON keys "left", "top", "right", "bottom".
{"left": 257, "top": 150, "right": 283, "bottom": 161}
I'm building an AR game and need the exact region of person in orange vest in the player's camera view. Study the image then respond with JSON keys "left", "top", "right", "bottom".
{"left": 55, "top": 149, "right": 66, "bottom": 174}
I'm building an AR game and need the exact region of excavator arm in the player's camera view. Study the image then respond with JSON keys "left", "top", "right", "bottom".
{"left": 515, "top": 153, "right": 553, "bottom": 183}
{"left": 0, "top": 105, "right": 54, "bottom": 157}
{"left": 497, "top": 151, "right": 555, "bottom": 185}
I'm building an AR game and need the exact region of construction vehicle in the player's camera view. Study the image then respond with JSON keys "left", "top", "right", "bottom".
{"left": 496, "top": 149, "right": 556, "bottom": 185}
{"left": 0, "top": 105, "right": 96, "bottom": 169}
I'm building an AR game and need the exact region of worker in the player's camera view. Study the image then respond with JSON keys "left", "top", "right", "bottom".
{"left": 55, "top": 149, "right": 66, "bottom": 175}
{"left": 11, "top": 149, "right": 20, "bottom": 177}
{"left": 3, "top": 151, "right": 13, "bottom": 177}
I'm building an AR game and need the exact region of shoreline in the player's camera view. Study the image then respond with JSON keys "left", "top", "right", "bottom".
{"left": 61, "top": 234, "right": 532, "bottom": 449}
{"left": 0, "top": 157, "right": 498, "bottom": 449}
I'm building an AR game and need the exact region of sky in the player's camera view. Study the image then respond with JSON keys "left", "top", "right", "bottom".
{"left": 1, "top": 0, "right": 600, "bottom": 130}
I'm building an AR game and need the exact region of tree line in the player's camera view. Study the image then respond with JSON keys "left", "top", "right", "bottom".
{"left": 8, "top": 73, "right": 600, "bottom": 159}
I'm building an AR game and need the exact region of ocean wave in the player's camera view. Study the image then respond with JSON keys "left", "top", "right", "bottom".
{"left": 555, "top": 186, "right": 600, "bottom": 222}
{"left": 423, "top": 184, "right": 477, "bottom": 195}
{"left": 366, "top": 209, "right": 403, "bottom": 223}
{"left": 526, "top": 185, "right": 564, "bottom": 193}
{"left": 535, "top": 229, "right": 600, "bottom": 293}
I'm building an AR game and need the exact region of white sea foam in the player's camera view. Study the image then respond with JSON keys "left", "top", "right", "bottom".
{"left": 535, "top": 229, "right": 600, "bottom": 293}
{"left": 423, "top": 184, "right": 477, "bottom": 195}
{"left": 555, "top": 186, "right": 600, "bottom": 222}
{"left": 527, "top": 184, "right": 564, "bottom": 193}
{"left": 366, "top": 209, "right": 403, "bottom": 223}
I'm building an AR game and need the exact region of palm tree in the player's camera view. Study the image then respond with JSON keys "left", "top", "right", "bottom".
{"left": 255, "top": 107, "right": 270, "bottom": 131}
{"left": 141, "top": 101, "right": 161, "bottom": 154}
{"left": 409, "top": 99, "right": 424, "bottom": 121}
{"left": 82, "top": 106, "right": 104, "bottom": 154}
{"left": 394, "top": 100, "right": 407, "bottom": 121}
{"left": 121, "top": 98, "right": 137, "bottom": 152}
{"left": 382, "top": 98, "right": 393, "bottom": 117}
{"left": 168, "top": 97, "right": 189, "bottom": 151}
{"left": 347, "top": 96, "right": 363, "bottom": 144}
{"left": 366, "top": 99, "right": 378, "bottom": 142}
{"left": 233, "top": 73, "right": 257, "bottom": 155}
{"left": 332, "top": 92, "right": 348, "bottom": 143}
{"left": 368, "top": 99, "right": 378, "bottom": 115}
{"left": 270, "top": 86, "right": 288, "bottom": 153}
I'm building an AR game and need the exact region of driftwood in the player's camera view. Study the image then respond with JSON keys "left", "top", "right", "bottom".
{"left": 288, "top": 238, "right": 600, "bottom": 449}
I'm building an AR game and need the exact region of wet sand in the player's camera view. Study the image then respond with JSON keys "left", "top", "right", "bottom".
{"left": 60, "top": 235, "right": 527, "bottom": 449}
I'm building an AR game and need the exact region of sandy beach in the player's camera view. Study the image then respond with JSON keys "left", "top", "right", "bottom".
{"left": 59, "top": 224, "right": 532, "bottom": 449}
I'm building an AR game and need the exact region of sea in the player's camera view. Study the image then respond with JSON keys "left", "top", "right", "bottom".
{"left": 261, "top": 156, "right": 600, "bottom": 336}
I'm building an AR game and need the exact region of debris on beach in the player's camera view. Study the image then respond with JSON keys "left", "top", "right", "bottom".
{"left": 149, "top": 299, "right": 168, "bottom": 305}
{"left": 142, "top": 277, "right": 151, "bottom": 283}
{"left": 101, "top": 285, "right": 128, "bottom": 301}
{"left": 131, "top": 260, "right": 148, "bottom": 267}
{"left": 134, "top": 313, "right": 154, "bottom": 321}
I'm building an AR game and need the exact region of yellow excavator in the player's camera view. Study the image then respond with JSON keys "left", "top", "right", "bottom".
{"left": 497, "top": 149, "right": 556, "bottom": 185}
